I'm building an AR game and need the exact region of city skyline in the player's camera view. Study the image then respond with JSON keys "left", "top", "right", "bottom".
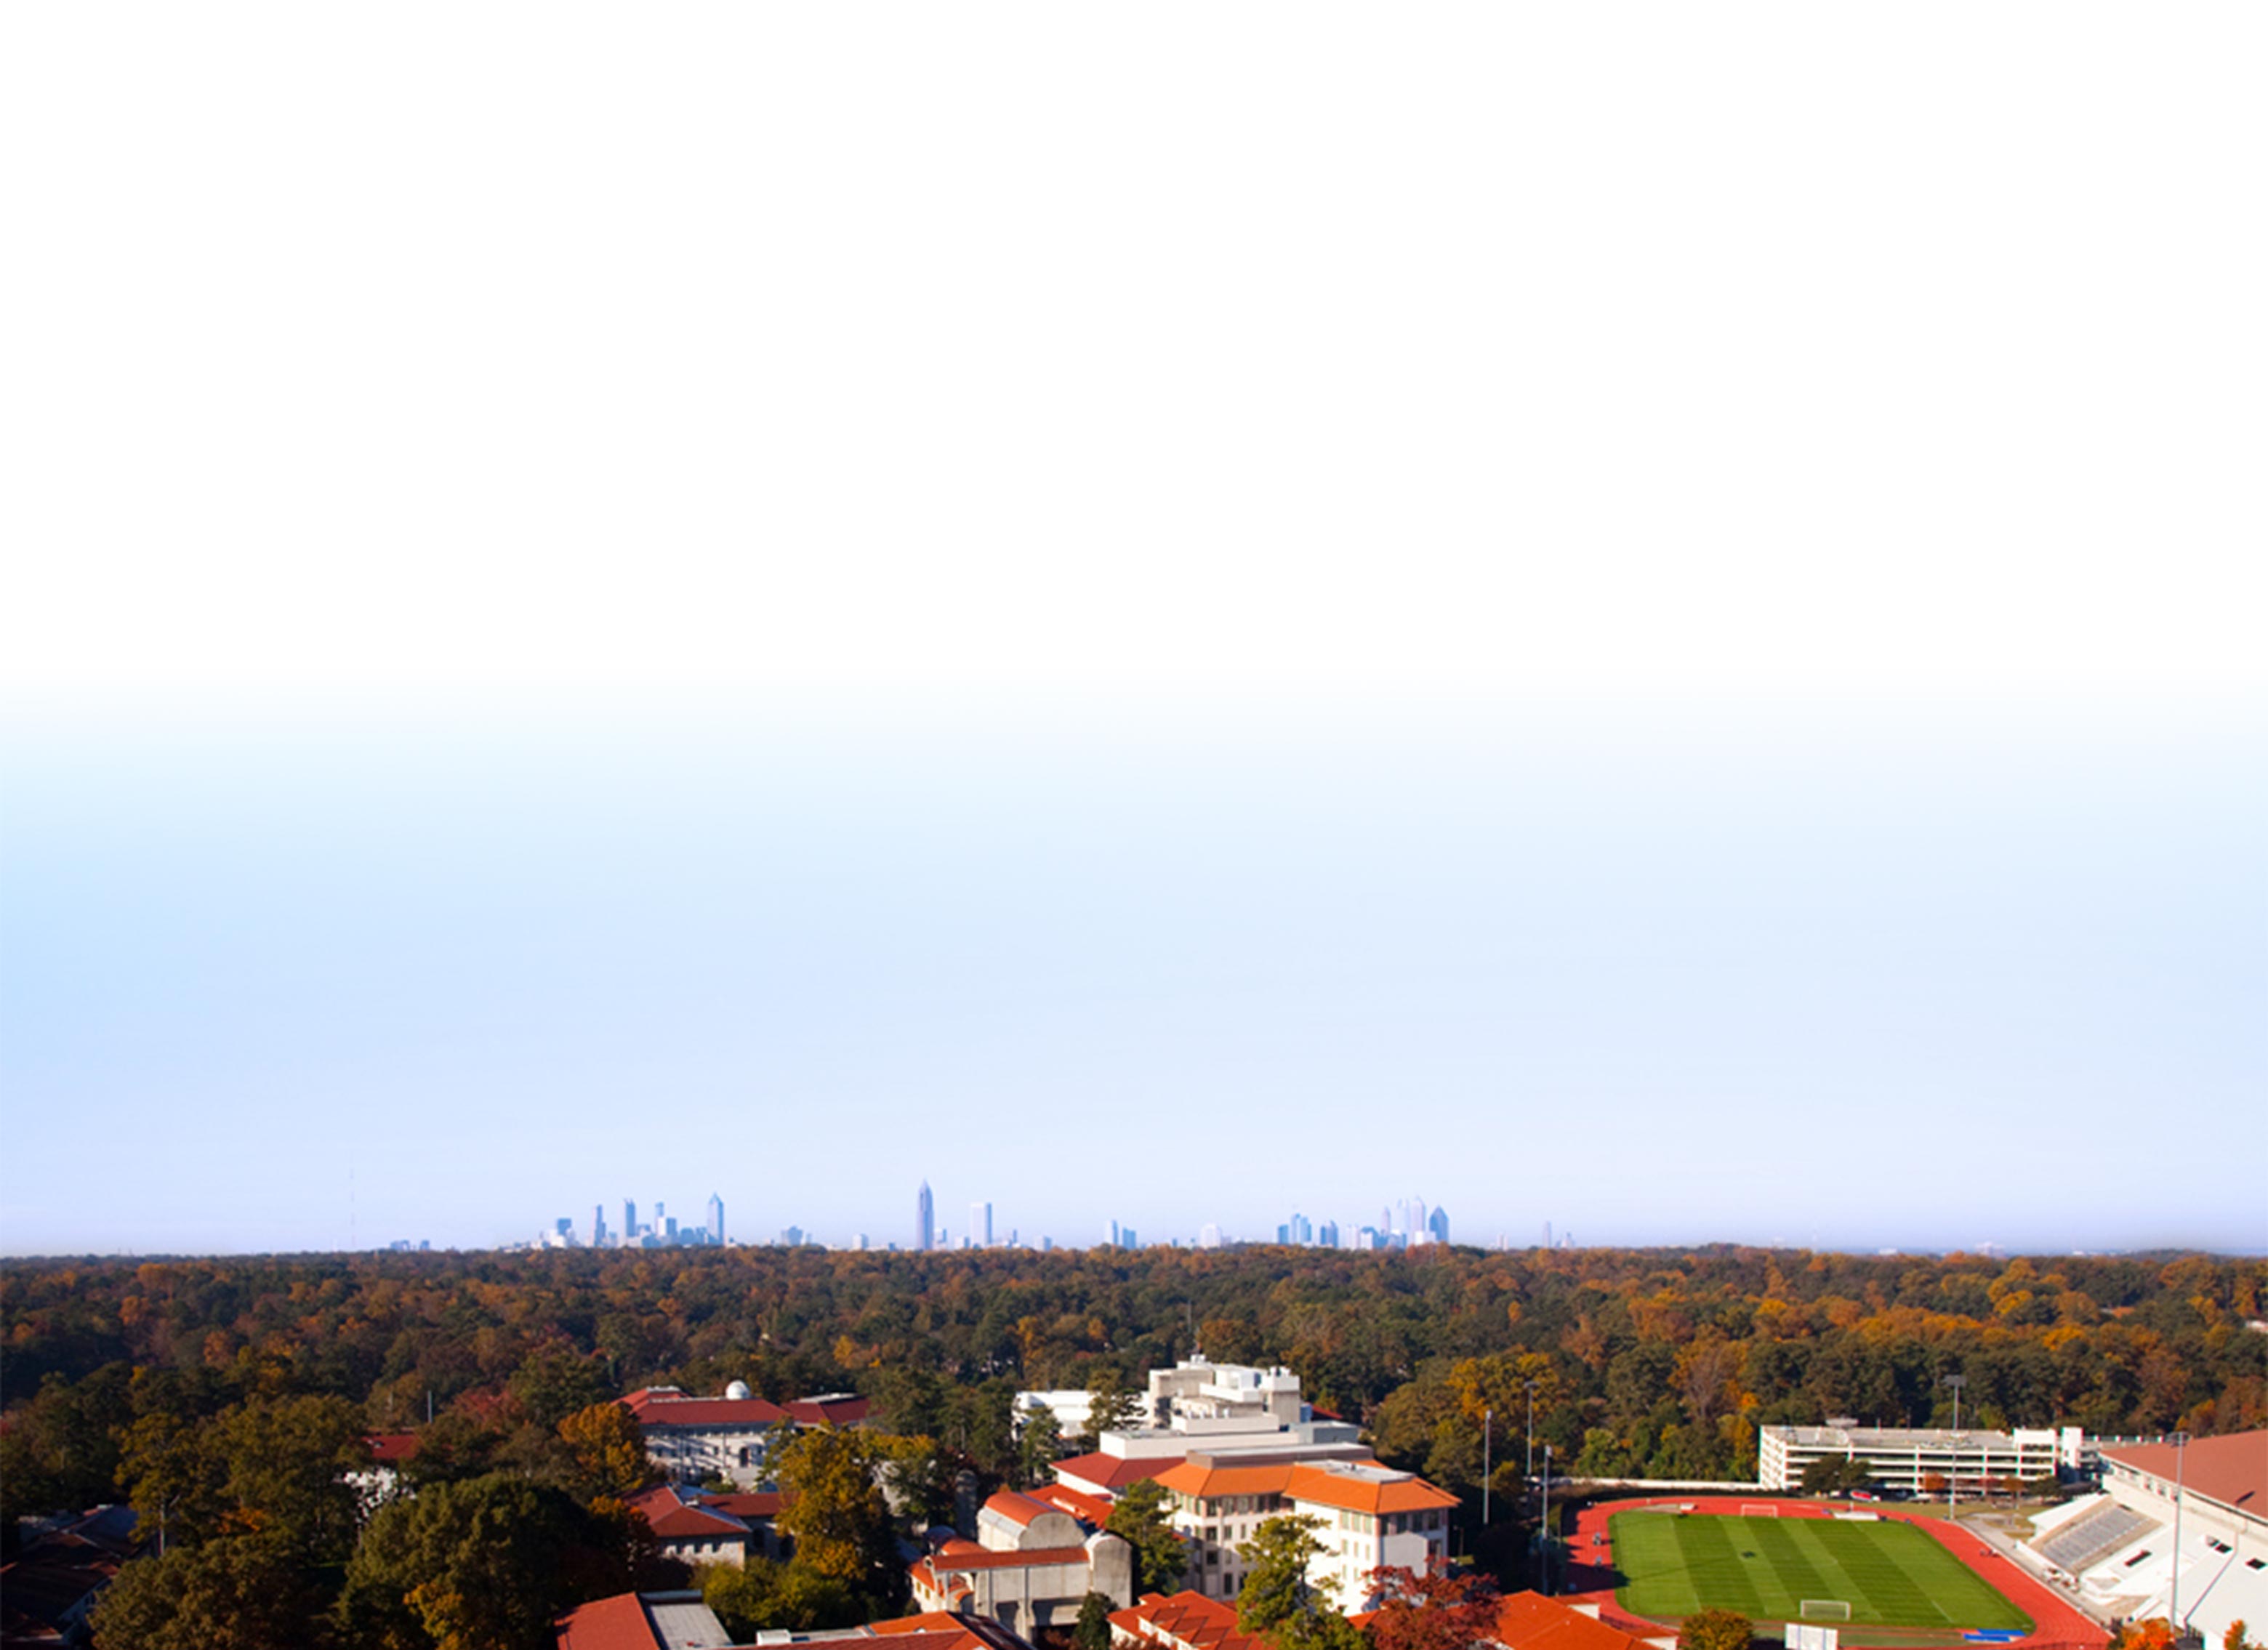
{"left": 3, "top": 9, "right": 2261, "bottom": 1264}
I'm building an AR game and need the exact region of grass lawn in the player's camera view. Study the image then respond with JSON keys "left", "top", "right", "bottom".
{"left": 1609, "top": 1511, "right": 2034, "bottom": 1634}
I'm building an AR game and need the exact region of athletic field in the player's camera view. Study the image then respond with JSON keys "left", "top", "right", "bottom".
{"left": 1609, "top": 1511, "right": 2034, "bottom": 1634}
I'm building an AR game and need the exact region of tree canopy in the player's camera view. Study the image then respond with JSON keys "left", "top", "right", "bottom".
{"left": 1678, "top": 1609, "right": 1754, "bottom": 1650}
{"left": 1104, "top": 1478, "right": 1189, "bottom": 1595}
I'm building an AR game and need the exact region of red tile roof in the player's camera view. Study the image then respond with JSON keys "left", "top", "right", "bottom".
{"left": 982, "top": 1490, "right": 1063, "bottom": 1528}
{"left": 1111, "top": 1589, "right": 1268, "bottom": 1650}
{"left": 553, "top": 1593, "right": 665, "bottom": 1650}
{"left": 1156, "top": 1462, "right": 1298, "bottom": 1500}
{"left": 707, "top": 1491, "right": 784, "bottom": 1520}
{"left": 917, "top": 1544, "right": 1091, "bottom": 1571}
{"left": 783, "top": 1395, "right": 872, "bottom": 1427}
{"left": 621, "top": 1387, "right": 786, "bottom": 1428}
{"left": 365, "top": 1432, "right": 420, "bottom": 1464}
{"left": 1053, "top": 1452, "right": 1183, "bottom": 1492}
{"left": 1153, "top": 1460, "right": 1457, "bottom": 1516}
{"left": 868, "top": 1617, "right": 1029, "bottom": 1650}
{"left": 2100, "top": 1429, "right": 2268, "bottom": 1516}
{"left": 1035, "top": 1484, "right": 1114, "bottom": 1526}
{"left": 1488, "top": 1592, "right": 1651, "bottom": 1650}
{"left": 627, "top": 1486, "right": 752, "bottom": 1542}
{"left": 1285, "top": 1463, "right": 1458, "bottom": 1516}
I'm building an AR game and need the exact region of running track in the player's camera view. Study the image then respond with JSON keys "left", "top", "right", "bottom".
{"left": 1556, "top": 1495, "right": 2107, "bottom": 1650}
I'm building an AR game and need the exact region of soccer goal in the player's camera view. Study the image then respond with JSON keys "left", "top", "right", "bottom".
{"left": 1788, "top": 1623, "right": 1842, "bottom": 1650}
{"left": 1742, "top": 1504, "right": 1782, "bottom": 1518}
{"left": 1798, "top": 1601, "right": 1851, "bottom": 1621}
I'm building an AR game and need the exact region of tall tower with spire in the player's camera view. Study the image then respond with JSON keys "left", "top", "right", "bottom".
{"left": 917, "top": 1181, "right": 934, "bottom": 1252}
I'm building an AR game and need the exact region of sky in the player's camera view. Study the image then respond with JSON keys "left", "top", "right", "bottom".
{"left": 3, "top": 4, "right": 2264, "bottom": 1257}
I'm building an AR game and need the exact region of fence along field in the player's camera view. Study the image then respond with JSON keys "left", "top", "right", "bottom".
{"left": 1609, "top": 1511, "right": 2034, "bottom": 1636}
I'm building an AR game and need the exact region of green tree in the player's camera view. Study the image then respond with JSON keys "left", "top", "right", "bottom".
{"left": 772, "top": 1427, "right": 895, "bottom": 1597}
{"left": 1678, "top": 1609, "right": 1753, "bottom": 1650}
{"left": 1239, "top": 1516, "right": 1327, "bottom": 1633}
{"left": 220, "top": 1393, "right": 369, "bottom": 1564}
{"left": 91, "top": 1537, "right": 324, "bottom": 1650}
{"left": 1237, "top": 1514, "right": 1360, "bottom": 1643}
{"left": 1075, "top": 1591, "right": 1118, "bottom": 1650}
{"left": 701, "top": 1557, "right": 864, "bottom": 1638}
{"left": 1798, "top": 1455, "right": 1876, "bottom": 1497}
{"left": 336, "top": 1473, "right": 629, "bottom": 1650}
{"left": 509, "top": 1345, "right": 616, "bottom": 1431}
{"left": 879, "top": 1433, "right": 955, "bottom": 1529}
{"left": 1572, "top": 1428, "right": 1633, "bottom": 1478}
{"left": 558, "top": 1401, "right": 651, "bottom": 1500}
{"left": 120, "top": 1411, "right": 230, "bottom": 1554}
{"left": 1104, "top": 1478, "right": 1188, "bottom": 1594}
{"left": 1016, "top": 1404, "right": 1064, "bottom": 1489}
{"left": 1083, "top": 1367, "right": 1147, "bottom": 1447}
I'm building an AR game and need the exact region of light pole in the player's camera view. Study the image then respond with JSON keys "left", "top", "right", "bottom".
{"left": 1539, "top": 1444, "right": 1553, "bottom": 1595}
{"left": 1525, "top": 1380, "right": 1537, "bottom": 1481}
{"left": 1483, "top": 1406, "right": 1493, "bottom": 1526}
{"left": 2170, "top": 1431, "right": 2190, "bottom": 1636}
{"left": 1941, "top": 1375, "right": 1966, "bottom": 1516}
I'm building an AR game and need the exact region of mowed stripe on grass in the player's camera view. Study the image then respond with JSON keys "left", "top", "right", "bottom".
{"left": 1609, "top": 1513, "right": 2033, "bottom": 1633}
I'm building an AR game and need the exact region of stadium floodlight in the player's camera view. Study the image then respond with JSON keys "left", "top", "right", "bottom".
{"left": 2171, "top": 1431, "right": 2191, "bottom": 1633}
{"left": 1940, "top": 1375, "right": 1967, "bottom": 1513}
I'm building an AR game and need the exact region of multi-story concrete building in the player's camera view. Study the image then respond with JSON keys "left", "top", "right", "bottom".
{"left": 1758, "top": 1422, "right": 2078, "bottom": 1494}
{"left": 1154, "top": 1457, "right": 1456, "bottom": 1611}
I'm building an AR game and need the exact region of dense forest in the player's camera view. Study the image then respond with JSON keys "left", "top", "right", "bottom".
{"left": 4, "top": 1243, "right": 2263, "bottom": 1647}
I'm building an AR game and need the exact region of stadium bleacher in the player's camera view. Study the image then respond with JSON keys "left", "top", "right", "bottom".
{"left": 2031, "top": 1498, "right": 2160, "bottom": 1576}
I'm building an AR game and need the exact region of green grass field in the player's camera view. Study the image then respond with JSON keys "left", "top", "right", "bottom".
{"left": 1609, "top": 1512, "right": 2034, "bottom": 1635}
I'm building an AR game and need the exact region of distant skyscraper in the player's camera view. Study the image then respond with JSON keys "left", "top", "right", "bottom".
{"left": 970, "top": 1201, "right": 992, "bottom": 1247}
{"left": 917, "top": 1182, "right": 934, "bottom": 1252}
{"left": 1317, "top": 1220, "right": 1340, "bottom": 1248}
{"left": 780, "top": 1225, "right": 804, "bottom": 1247}
{"left": 624, "top": 1199, "right": 638, "bottom": 1240}
{"left": 707, "top": 1193, "right": 725, "bottom": 1244}
{"left": 1120, "top": 1226, "right": 1136, "bottom": 1247}
{"left": 1428, "top": 1207, "right": 1449, "bottom": 1246}
{"left": 592, "top": 1204, "right": 607, "bottom": 1247}
{"left": 1198, "top": 1223, "right": 1223, "bottom": 1249}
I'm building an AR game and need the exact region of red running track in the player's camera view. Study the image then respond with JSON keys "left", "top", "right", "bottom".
{"left": 1556, "top": 1495, "right": 2107, "bottom": 1650}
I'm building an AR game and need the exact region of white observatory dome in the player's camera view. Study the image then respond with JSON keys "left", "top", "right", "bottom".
{"left": 724, "top": 1380, "right": 752, "bottom": 1401}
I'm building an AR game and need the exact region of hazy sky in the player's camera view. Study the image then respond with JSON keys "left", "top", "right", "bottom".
{"left": 4, "top": 6, "right": 2263, "bottom": 1257}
